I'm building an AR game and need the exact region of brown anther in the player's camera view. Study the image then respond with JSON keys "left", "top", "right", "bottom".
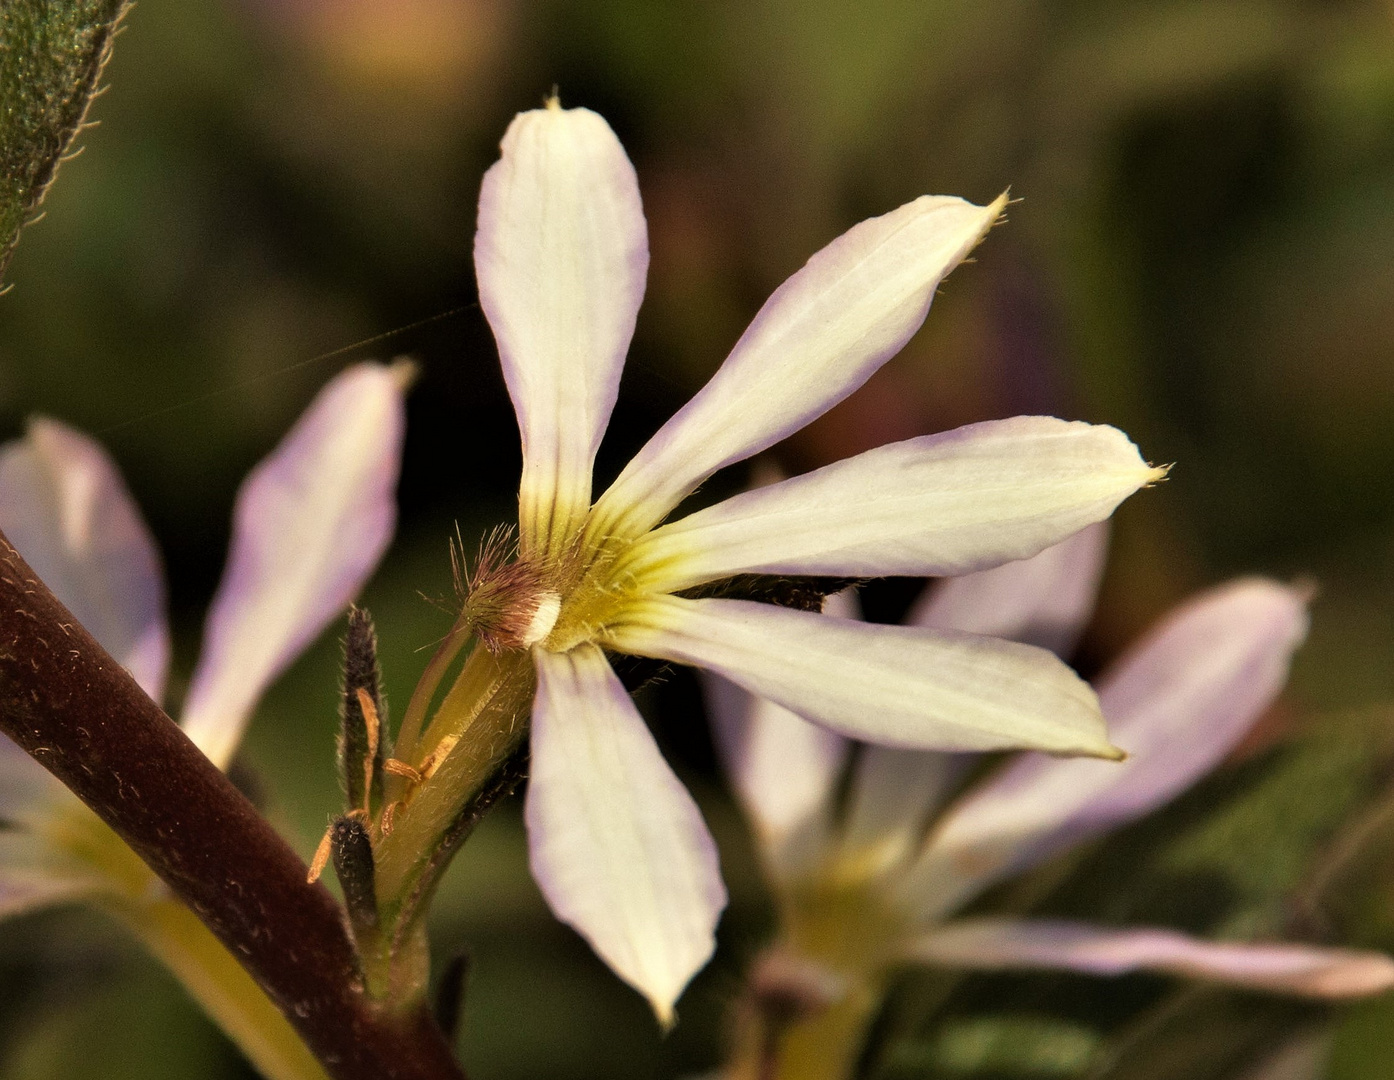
{"left": 307, "top": 824, "right": 334, "bottom": 884}
{"left": 381, "top": 800, "right": 401, "bottom": 836}
{"left": 383, "top": 758, "right": 423, "bottom": 784}
{"left": 356, "top": 687, "right": 380, "bottom": 814}
{"left": 419, "top": 735, "right": 460, "bottom": 780}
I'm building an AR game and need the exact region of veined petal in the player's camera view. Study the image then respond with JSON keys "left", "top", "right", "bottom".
{"left": 703, "top": 671, "right": 848, "bottom": 848}
{"left": 904, "top": 579, "right": 1308, "bottom": 919}
{"left": 592, "top": 193, "right": 1005, "bottom": 540}
{"left": 609, "top": 596, "right": 1120, "bottom": 758}
{"left": 0, "top": 419, "right": 169, "bottom": 701}
{"left": 526, "top": 644, "right": 726, "bottom": 1024}
{"left": 626, "top": 420, "right": 1154, "bottom": 592}
{"left": 908, "top": 521, "right": 1110, "bottom": 657}
{"left": 180, "top": 364, "right": 406, "bottom": 770}
{"left": 908, "top": 919, "right": 1394, "bottom": 998}
{"left": 475, "top": 103, "right": 648, "bottom": 558}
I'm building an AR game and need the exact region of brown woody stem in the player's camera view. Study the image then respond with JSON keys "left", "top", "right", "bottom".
{"left": 0, "top": 532, "right": 465, "bottom": 1080}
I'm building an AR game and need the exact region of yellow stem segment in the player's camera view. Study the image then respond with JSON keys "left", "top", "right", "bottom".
{"left": 108, "top": 893, "right": 332, "bottom": 1080}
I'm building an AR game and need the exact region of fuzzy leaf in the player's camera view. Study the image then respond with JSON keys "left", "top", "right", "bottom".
{"left": 0, "top": 0, "right": 127, "bottom": 280}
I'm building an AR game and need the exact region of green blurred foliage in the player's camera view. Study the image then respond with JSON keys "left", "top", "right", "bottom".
{"left": 5, "top": 0, "right": 1394, "bottom": 1076}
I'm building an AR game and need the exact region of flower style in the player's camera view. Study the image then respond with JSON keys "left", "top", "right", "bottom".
{"left": 0, "top": 363, "right": 406, "bottom": 1078}
{"left": 463, "top": 100, "right": 1164, "bottom": 1022}
{"left": 706, "top": 523, "right": 1394, "bottom": 1079}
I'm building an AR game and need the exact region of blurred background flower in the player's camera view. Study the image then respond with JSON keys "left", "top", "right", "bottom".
{"left": 3, "top": 1, "right": 1394, "bottom": 1078}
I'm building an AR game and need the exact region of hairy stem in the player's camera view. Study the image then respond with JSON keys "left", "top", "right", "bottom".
{"left": 0, "top": 532, "right": 465, "bottom": 1080}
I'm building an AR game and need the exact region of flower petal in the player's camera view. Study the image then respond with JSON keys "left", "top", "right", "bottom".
{"left": 180, "top": 363, "right": 406, "bottom": 770}
{"left": 905, "top": 579, "right": 1309, "bottom": 919}
{"left": 627, "top": 421, "right": 1154, "bottom": 592}
{"left": 0, "top": 419, "right": 169, "bottom": 701}
{"left": 526, "top": 644, "right": 726, "bottom": 1024}
{"left": 475, "top": 103, "right": 648, "bottom": 558}
{"left": 0, "top": 735, "right": 64, "bottom": 824}
{"left": 609, "top": 596, "right": 1120, "bottom": 758}
{"left": 908, "top": 918, "right": 1394, "bottom": 998}
{"left": 908, "top": 521, "right": 1110, "bottom": 657}
{"left": 592, "top": 193, "right": 1005, "bottom": 539}
{"left": 703, "top": 671, "right": 848, "bottom": 848}
{"left": 841, "top": 747, "right": 966, "bottom": 877}
{"left": 0, "top": 831, "right": 101, "bottom": 920}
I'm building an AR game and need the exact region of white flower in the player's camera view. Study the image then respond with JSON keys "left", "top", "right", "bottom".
{"left": 707, "top": 524, "right": 1394, "bottom": 1074}
{"left": 0, "top": 364, "right": 406, "bottom": 1074}
{"left": 468, "top": 101, "right": 1163, "bottom": 1021}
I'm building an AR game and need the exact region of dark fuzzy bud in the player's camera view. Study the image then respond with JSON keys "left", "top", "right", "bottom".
{"left": 330, "top": 815, "right": 378, "bottom": 931}
{"left": 338, "top": 606, "right": 385, "bottom": 813}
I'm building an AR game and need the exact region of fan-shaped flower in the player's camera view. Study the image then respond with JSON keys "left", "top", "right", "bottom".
{"left": 0, "top": 363, "right": 406, "bottom": 1078}
{"left": 462, "top": 100, "right": 1165, "bottom": 1021}
{"left": 706, "top": 524, "right": 1394, "bottom": 1079}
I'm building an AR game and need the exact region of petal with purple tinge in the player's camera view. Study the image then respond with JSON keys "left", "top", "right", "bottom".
{"left": 593, "top": 194, "right": 1006, "bottom": 540}
{"left": 703, "top": 671, "right": 848, "bottom": 851}
{"left": 474, "top": 103, "right": 648, "bottom": 559}
{"left": 180, "top": 363, "right": 406, "bottom": 770}
{"left": 626, "top": 421, "right": 1152, "bottom": 593}
{"left": 0, "top": 419, "right": 169, "bottom": 701}
{"left": 0, "top": 832, "right": 101, "bottom": 921}
{"left": 909, "top": 918, "right": 1394, "bottom": 998}
{"left": 905, "top": 579, "right": 1309, "bottom": 919}
{"left": 0, "top": 735, "right": 63, "bottom": 824}
{"left": 526, "top": 644, "right": 726, "bottom": 1024}
{"left": 840, "top": 747, "right": 966, "bottom": 878}
{"left": 610, "top": 596, "right": 1119, "bottom": 758}
{"left": 909, "top": 521, "right": 1110, "bottom": 657}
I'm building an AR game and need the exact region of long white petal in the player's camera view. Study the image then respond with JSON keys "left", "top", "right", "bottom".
{"left": 840, "top": 747, "right": 966, "bottom": 878}
{"left": 475, "top": 103, "right": 648, "bottom": 558}
{"left": 909, "top": 919, "right": 1394, "bottom": 998}
{"left": 180, "top": 364, "right": 406, "bottom": 770}
{"left": 592, "top": 193, "right": 1005, "bottom": 540}
{"left": 703, "top": 672, "right": 847, "bottom": 855}
{"left": 627, "top": 420, "right": 1155, "bottom": 592}
{"left": 609, "top": 596, "right": 1119, "bottom": 758}
{"left": 0, "top": 736, "right": 64, "bottom": 824}
{"left": 905, "top": 579, "right": 1308, "bottom": 919}
{"left": 0, "top": 832, "right": 101, "bottom": 920}
{"left": 908, "top": 521, "right": 1110, "bottom": 657}
{"left": 526, "top": 645, "right": 726, "bottom": 1024}
{"left": 0, "top": 419, "right": 169, "bottom": 701}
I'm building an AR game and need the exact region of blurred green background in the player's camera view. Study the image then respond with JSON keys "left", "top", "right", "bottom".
{"left": 4, "top": 0, "right": 1394, "bottom": 1077}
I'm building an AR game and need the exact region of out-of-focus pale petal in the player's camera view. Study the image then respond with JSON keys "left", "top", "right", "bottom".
{"left": 609, "top": 596, "right": 1119, "bottom": 758}
{"left": 841, "top": 748, "right": 965, "bottom": 878}
{"left": 0, "top": 419, "right": 169, "bottom": 701}
{"left": 904, "top": 579, "right": 1309, "bottom": 919}
{"left": 908, "top": 919, "right": 1394, "bottom": 998}
{"left": 703, "top": 672, "right": 848, "bottom": 846}
{"left": 526, "top": 644, "right": 726, "bottom": 1024}
{"left": 627, "top": 421, "right": 1155, "bottom": 593}
{"left": 592, "top": 193, "right": 1006, "bottom": 540}
{"left": 1236, "top": 1034, "right": 1330, "bottom": 1080}
{"left": 180, "top": 364, "right": 406, "bottom": 770}
{"left": 474, "top": 103, "right": 648, "bottom": 558}
{"left": 0, "top": 832, "right": 101, "bottom": 919}
{"left": 908, "top": 521, "right": 1110, "bottom": 657}
{"left": 0, "top": 736, "right": 64, "bottom": 823}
